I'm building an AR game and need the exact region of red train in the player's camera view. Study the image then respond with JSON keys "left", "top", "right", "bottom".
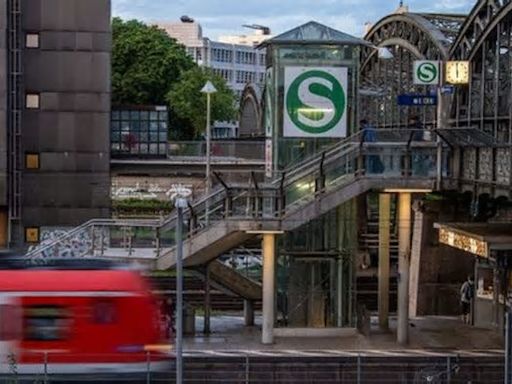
{"left": 0, "top": 260, "right": 172, "bottom": 375}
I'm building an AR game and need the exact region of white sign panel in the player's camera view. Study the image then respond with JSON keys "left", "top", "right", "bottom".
{"left": 284, "top": 67, "right": 348, "bottom": 138}
{"left": 413, "top": 60, "right": 440, "bottom": 85}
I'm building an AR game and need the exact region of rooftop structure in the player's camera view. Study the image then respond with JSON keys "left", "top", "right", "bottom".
{"left": 260, "top": 20, "right": 369, "bottom": 47}
{"left": 219, "top": 25, "right": 272, "bottom": 46}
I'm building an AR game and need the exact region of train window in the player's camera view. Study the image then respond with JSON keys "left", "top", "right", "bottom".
{"left": 0, "top": 305, "right": 22, "bottom": 341}
{"left": 92, "top": 300, "right": 117, "bottom": 324}
{"left": 24, "top": 306, "right": 71, "bottom": 341}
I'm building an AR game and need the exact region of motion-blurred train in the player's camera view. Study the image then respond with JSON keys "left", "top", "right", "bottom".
{"left": 0, "top": 259, "right": 172, "bottom": 376}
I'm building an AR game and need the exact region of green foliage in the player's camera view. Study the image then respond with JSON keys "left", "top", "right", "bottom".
{"left": 112, "top": 198, "right": 173, "bottom": 216}
{"left": 167, "top": 67, "right": 237, "bottom": 137}
{"left": 112, "top": 18, "right": 237, "bottom": 139}
{"left": 112, "top": 17, "right": 194, "bottom": 106}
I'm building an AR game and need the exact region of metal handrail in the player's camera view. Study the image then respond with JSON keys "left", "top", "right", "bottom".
{"left": 27, "top": 129, "right": 444, "bottom": 260}
{"left": 25, "top": 218, "right": 161, "bottom": 257}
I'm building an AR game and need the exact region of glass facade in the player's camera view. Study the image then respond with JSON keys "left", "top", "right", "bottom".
{"left": 263, "top": 23, "right": 363, "bottom": 330}
{"left": 111, "top": 106, "right": 169, "bottom": 157}
{"left": 277, "top": 201, "right": 357, "bottom": 328}
{"left": 269, "top": 44, "right": 360, "bottom": 168}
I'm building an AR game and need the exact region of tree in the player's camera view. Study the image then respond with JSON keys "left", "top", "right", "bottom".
{"left": 168, "top": 67, "right": 237, "bottom": 138}
{"left": 112, "top": 17, "right": 194, "bottom": 105}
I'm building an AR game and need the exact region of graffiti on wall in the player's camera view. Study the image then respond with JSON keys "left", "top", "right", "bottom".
{"left": 111, "top": 177, "right": 202, "bottom": 202}
{"left": 27, "top": 226, "right": 110, "bottom": 259}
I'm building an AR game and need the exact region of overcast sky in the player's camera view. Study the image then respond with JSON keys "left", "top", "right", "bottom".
{"left": 112, "top": 0, "right": 475, "bottom": 39}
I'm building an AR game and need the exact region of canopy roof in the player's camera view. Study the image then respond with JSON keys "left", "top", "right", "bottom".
{"left": 259, "top": 21, "right": 371, "bottom": 47}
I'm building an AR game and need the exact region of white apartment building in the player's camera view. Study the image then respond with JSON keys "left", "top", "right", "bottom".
{"left": 160, "top": 19, "right": 270, "bottom": 138}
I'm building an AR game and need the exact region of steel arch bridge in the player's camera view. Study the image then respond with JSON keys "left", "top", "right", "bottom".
{"left": 449, "top": 1, "right": 512, "bottom": 197}
{"left": 362, "top": 3, "right": 512, "bottom": 198}
{"left": 361, "top": 12, "right": 465, "bottom": 129}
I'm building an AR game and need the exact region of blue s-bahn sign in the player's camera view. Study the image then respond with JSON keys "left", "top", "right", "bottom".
{"left": 397, "top": 94, "right": 438, "bottom": 106}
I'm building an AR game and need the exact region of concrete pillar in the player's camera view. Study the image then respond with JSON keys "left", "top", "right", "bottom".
{"left": 262, "top": 233, "right": 276, "bottom": 344}
{"left": 337, "top": 256, "right": 344, "bottom": 327}
{"left": 203, "top": 263, "right": 211, "bottom": 335}
{"left": 397, "top": 192, "right": 412, "bottom": 345}
{"left": 378, "top": 193, "right": 391, "bottom": 331}
{"left": 244, "top": 300, "right": 254, "bottom": 326}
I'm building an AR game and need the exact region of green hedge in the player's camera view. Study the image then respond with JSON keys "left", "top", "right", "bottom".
{"left": 113, "top": 198, "right": 174, "bottom": 215}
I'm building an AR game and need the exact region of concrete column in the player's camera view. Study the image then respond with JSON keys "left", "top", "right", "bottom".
{"left": 244, "top": 300, "right": 254, "bottom": 326}
{"left": 204, "top": 263, "right": 211, "bottom": 335}
{"left": 337, "top": 256, "right": 344, "bottom": 327}
{"left": 378, "top": 193, "right": 391, "bottom": 331}
{"left": 397, "top": 192, "right": 412, "bottom": 345}
{"left": 262, "top": 233, "right": 276, "bottom": 344}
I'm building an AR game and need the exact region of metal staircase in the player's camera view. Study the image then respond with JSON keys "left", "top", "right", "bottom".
{"left": 26, "top": 129, "right": 445, "bottom": 275}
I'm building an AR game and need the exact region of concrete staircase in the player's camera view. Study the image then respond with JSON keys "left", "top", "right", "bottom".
{"left": 156, "top": 220, "right": 260, "bottom": 269}
{"left": 207, "top": 260, "right": 262, "bottom": 301}
{"left": 25, "top": 130, "right": 444, "bottom": 306}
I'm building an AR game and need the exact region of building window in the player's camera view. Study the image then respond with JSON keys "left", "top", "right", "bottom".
{"left": 26, "top": 94, "right": 40, "bottom": 109}
{"left": 25, "top": 227, "right": 40, "bottom": 243}
{"left": 111, "top": 107, "right": 169, "bottom": 157}
{"left": 25, "top": 33, "right": 39, "bottom": 48}
{"left": 25, "top": 153, "right": 39, "bottom": 170}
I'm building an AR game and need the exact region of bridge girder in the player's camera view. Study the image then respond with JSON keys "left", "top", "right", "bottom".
{"left": 448, "top": 1, "right": 512, "bottom": 193}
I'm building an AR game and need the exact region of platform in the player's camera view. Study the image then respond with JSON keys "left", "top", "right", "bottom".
{"left": 184, "top": 314, "right": 504, "bottom": 355}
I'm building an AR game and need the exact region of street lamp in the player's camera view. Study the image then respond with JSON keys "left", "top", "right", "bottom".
{"left": 174, "top": 195, "right": 188, "bottom": 384}
{"left": 200, "top": 80, "right": 218, "bottom": 205}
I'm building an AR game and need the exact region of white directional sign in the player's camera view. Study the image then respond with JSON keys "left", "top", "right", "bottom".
{"left": 413, "top": 61, "right": 440, "bottom": 85}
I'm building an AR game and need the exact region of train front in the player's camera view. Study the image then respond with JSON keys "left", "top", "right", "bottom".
{"left": 0, "top": 259, "right": 174, "bottom": 382}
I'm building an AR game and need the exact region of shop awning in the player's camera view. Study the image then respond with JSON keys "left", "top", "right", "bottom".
{"left": 434, "top": 223, "right": 512, "bottom": 258}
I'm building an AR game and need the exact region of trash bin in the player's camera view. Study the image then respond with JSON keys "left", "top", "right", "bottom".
{"left": 183, "top": 305, "right": 196, "bottom": 335}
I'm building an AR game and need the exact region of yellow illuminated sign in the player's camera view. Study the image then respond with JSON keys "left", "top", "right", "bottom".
{"left": 445, "top": 61, "right": 470, "bottom": 85}
{"left": 439, "top": 228, "right": 488, "bottom": 258}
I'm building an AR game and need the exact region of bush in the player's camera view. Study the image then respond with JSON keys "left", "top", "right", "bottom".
{"left": 112, "top": 198, "right": 174, "bottom": 216}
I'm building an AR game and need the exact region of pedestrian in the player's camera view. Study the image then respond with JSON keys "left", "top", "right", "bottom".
{"left": 360, "top": 119, "right": 382, "bottom": 173}
{"left": 408, "top": 116, "right": 424, "bottom": 142}
{"left": 408, "top": 116, "right": 430, "bottom": 175}
{"left": 460, "top": 275, "right": 474, "bottom": 324}
{"left": 361, "top": 119, "right": 376, "bottom": 143}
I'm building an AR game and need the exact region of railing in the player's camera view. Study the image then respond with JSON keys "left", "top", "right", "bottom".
{"left": 167, "top": 140, "right": 265, "bottom": 160}
{"left": 26, "top": 129, "right": 448, "bottom": 262}
{"left": 0, "top": 352, "right": 503, "bottom": 383}
{"left": 222, "top": 247, "right": 263, "bottom": 282}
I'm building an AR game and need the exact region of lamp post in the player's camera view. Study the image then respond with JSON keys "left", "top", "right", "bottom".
{"left": 174, "top": 195, "right": 188, "bottom": 384}
{"left": 200, "top": 80, "right": 217, "bottom": 224}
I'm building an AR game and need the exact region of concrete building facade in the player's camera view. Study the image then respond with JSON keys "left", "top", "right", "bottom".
{"left": 160, "top": 20, "right": 269, "bottom": 138}
{"left": 8, "top": 0, "right": 112, "bottom": 246}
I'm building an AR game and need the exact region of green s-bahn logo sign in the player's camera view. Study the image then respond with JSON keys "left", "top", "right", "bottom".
{"left": 414, "top": 61, "right": 440, "bottom": 85}
{"left": 284, "top": 67, "right": 347, "bottom": 138}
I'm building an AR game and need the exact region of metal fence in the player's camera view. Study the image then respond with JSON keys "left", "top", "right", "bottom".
{"left": 1, "top": 353, "right": 504, "bottom": 383}
{"left": 167, "top": 141, "right": 265, "bottom": 160}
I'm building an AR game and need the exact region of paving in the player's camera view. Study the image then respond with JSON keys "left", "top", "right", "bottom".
{"left": 184, "top": 314, "right": 504, "bottom": 357}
